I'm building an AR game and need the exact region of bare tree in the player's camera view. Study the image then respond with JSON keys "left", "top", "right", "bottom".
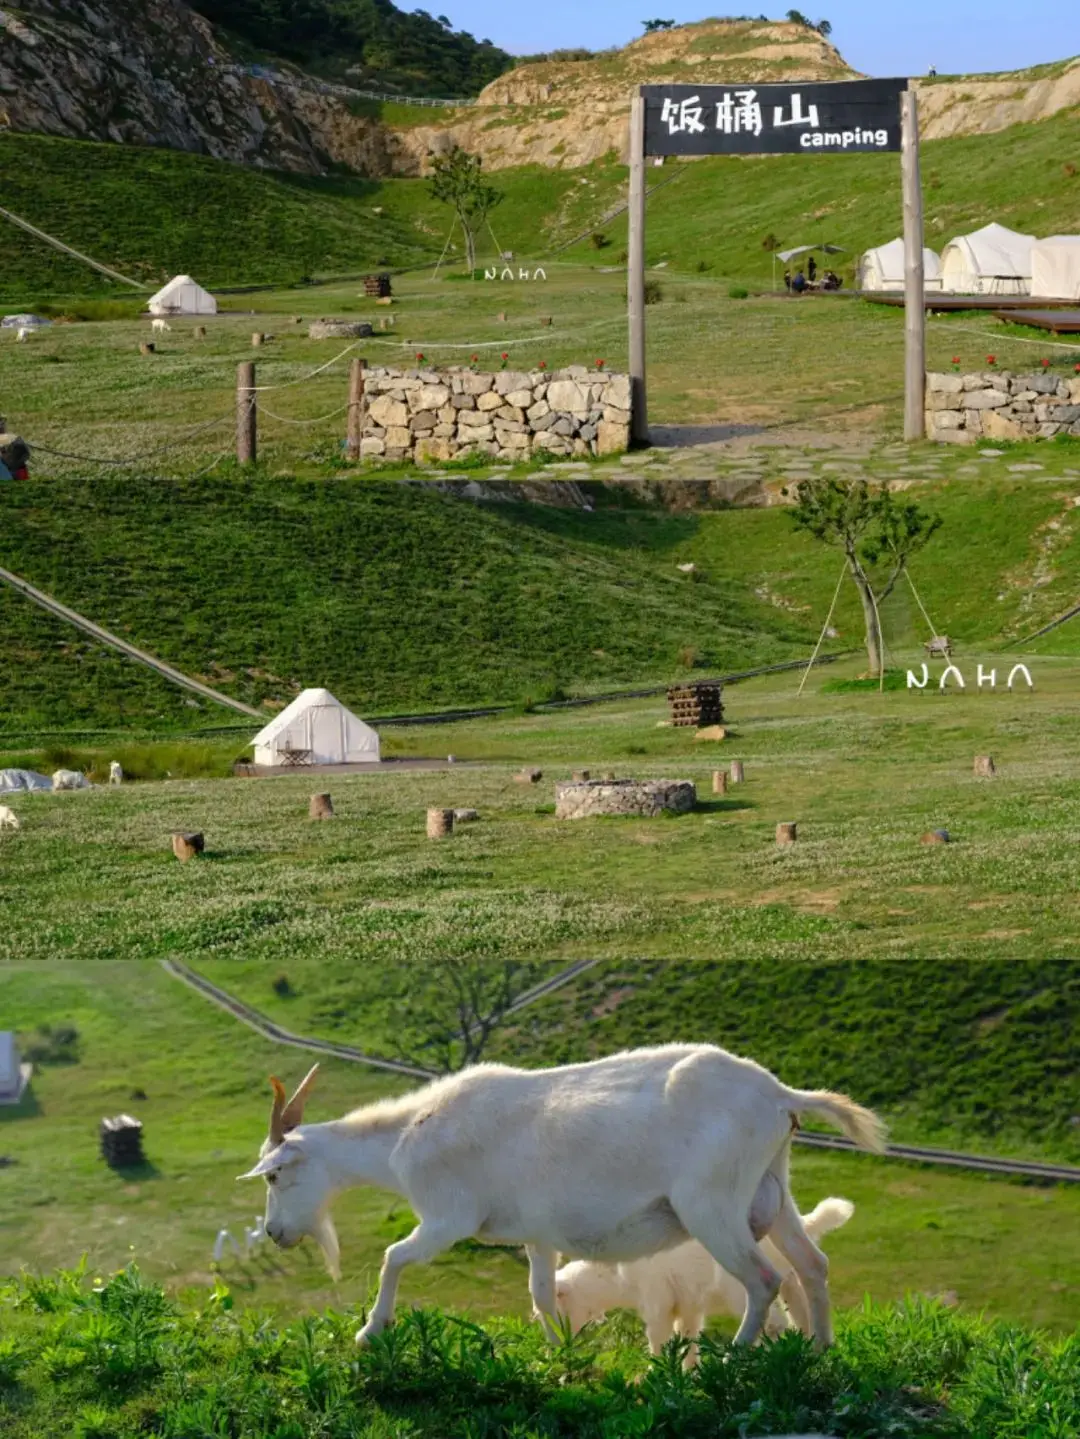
{"left": 394, "top": 960, "right": 529, "bottom": 1072}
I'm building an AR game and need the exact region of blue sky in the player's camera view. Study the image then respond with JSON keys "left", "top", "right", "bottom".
{"left": 447, "top": 3, "right": 1080, "bottom": 77}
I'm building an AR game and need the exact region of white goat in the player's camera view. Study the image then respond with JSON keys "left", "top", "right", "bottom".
{"left": 151, "top": 318, "right": 171, "bottom": 335}
{"left": 51, "top": 769, "right": 88, "bottom": 791}
{"left": 239, "top": 1047, "right": 885, "bottom": 1351}
{"left": 109, "top": 761, "right": 124, "bottom": 786}
{"left": 0, "top": 804, "right": 20, "bottom": 830}
{"left": 15, "top": 327, "right": 30, "bottom": 343}
{"left": 555, "top": 1196, "right": 855, "bottom": 1364}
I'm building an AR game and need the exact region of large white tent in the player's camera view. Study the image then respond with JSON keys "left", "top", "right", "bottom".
{"left": 252, "top": 688, "right": 380, "bottom": 767}
{"left": 858, "top": 238, "right": 942, "bottom": 292}
{"left": 939, "top": 223, "right": 1035, "bottom": 295}
{"left": 0, "top": 1032, "right": 30, "bottom": 1105}
{"left": 148, "top": 275, "right": 217, "bottom": 316}
{"left": 1031, "top": 236, "right": 1080, "bottom": 299}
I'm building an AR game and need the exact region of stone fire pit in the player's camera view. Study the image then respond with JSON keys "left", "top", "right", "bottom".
{"left": 555, "top": 778, "right": 696, "bottom": 821}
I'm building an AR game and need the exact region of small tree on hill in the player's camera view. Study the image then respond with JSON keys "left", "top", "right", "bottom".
{"left": 642, "top": 19, "right": 676, "bottom": 33}
{"left": 789, "top": 478, "right": 941, "bottom": 677}
{"left": 393, "top": 960, "right": 527, "bottom": 1072}
{"left": 428, "top": 145, "right": 503, "bottom": 273}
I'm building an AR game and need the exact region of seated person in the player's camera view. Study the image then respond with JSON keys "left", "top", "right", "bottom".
{"left": 791, "top": 268, "right": 808, "bottom": 293}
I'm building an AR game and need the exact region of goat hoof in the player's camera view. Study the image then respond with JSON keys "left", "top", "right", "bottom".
{"left": 355, "top": 1320, "right": 384, "bottom": 1346}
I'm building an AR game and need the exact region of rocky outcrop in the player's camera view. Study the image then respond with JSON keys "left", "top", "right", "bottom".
{"left": 916, "top": 58, "right": 1080, "bottom": 140}
{"left": 0, "top": 0, "right": 392, "bottom": 173}
{"left": 357, "top": 364, "right": 631, "bottom": 464}
{"left": 926, "top": 369, "right": 1080, "bottom": 444}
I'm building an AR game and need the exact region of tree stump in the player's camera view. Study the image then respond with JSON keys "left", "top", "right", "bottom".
{"left": 497, "top": 311, "right": 507, "bottom": 322}
{"left": 447, "top": 755, "right": 456, "bottom": 765}
{"left": 730, "top": 760, "right": 745, "bottom": 784}
{"left": 171, "top": 831, "right": 204, "bottom": 863}
{"left": 139, "top": 342, "right": 155, "bottom": 356}
{"left": 974, "top": 755, "right": 996, "bottom": 778}
{"left": 600, "top": 771, "right": 616, "bottom": 781}
{"left": 514, "top": 768, "right": 543, "bottom": 784}
{"left": 572, "top": 770, "right": 591, "bottom": 782}
{"left": 921, "top": 829, "right": 950, "bottom": 845}
{"left": 453, "top": 808, "right": 479, "bottom": 823}
{"left": 309, "top": 793, "right": 334, "bottom": 820}
{"left": 193, "top": 325, "right": 207, "bottom": 340}
{"left": 776, "top": 822, "right": 797, "bottom": 846}
{"left": 427, "top": 808, "right": 454, "bottom": 839}
{"left": 251, "top": 332, "right": 264, "bottom": 347}
{"left": 540, "top": 317, "right": 553, "bottom": 327}
{"left": 712, "top": 770, "right": 727, "bottom": 796}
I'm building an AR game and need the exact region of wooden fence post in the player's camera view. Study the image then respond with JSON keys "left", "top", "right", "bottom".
{"left": 346, "top": 357, "right": 366, "bottom": 461}
{"left": 237, "top": 361, "right": 257, "bottom": 465}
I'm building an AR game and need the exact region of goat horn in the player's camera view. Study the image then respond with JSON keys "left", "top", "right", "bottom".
{"left": 281, "top": 1063, "right": 319, "bottom": 1133}
{"left": 268, "top": 1074, "right": 288, "bottom": 1147}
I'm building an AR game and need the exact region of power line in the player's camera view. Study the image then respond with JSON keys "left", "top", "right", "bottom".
{"left": 0, "top": 203, "right": 147, "bottom": 289}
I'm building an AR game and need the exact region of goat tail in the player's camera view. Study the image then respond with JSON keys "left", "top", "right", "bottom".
{"left": 802, "top": 1196, "right": 855, "bottom": 1242}
{"left": 787, "top": 1088, "right": 888, "bottom": 1153}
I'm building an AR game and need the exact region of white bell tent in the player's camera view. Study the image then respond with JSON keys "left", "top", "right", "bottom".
{"left": 858, "top": 238, "right": 942, "bottom": 292}
{"left": 0, "top": 1032, "right": 30, "bottom": 1105}
{"left": 252, "top": 688, "right": 380, "bottom": 767}
{"left": 1031, "top": 237, "right": 1080, "bottom": 299}
{"left": 939, "top": 223, "right": 1035, "bottom": 295}
{"left": 148, "top": 275, "right": 218, "bottom": 316}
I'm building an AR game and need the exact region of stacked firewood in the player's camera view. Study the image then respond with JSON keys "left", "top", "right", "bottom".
{"left": 100, "top": 1114, "right": 144, "bottom": 1168}
{"left": 363, "top": 273, "right": 392, "bottom": 298}
{"left": 667, "top": 683, "right": 724, "bottom": 728}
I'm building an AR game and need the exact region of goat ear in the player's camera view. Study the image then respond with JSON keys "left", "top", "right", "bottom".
{"left": 268, "top": 1075, "right": 288, "bottom": 1146}
{"left": 237, "top": 1151, "right": 280, "bottom": 1181}
{"left": 281, "top": 1063, "right": 319, "bottom": 1133}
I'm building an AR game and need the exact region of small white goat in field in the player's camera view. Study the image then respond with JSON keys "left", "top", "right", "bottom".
{"left": 109, "top": 761, "right": 124, "bottom": 785}
{"left": 240, "top": 1047, "right": 885, "bottom": 1350}
{"left": 51, "top": 769, "right": 88, "bottom": 791}
{"left": 151, "top": 318, "right": 171, "bottom": 335}
{"left": 15, "top": 328, "right": 30, "bottom": 343}
{"left": 0, "top": 804, "right": 20, "bottom": 830}
{"left": 555, "top": 1196, "right": 855, "bottom": 1364}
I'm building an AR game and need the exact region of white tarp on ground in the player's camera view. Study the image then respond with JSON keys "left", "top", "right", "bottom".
{"left": 858, "top": 238, "right": 943, "bottom": 292}
{"left": 252, "top": 688, "right": 380, "bottom": 767}
{"left": 1031, "top": 236, "right": 1080, "bottom": 299}
{"left": 148, "top": 275, "right": 217, "bottom": 316}
{"left": 0, "top": 768, "right": 52, "bottom": 793}
{"left": 940, "top": 223, "right": 1035, "bottom": 295}
{"left": 0, "top": 1032, "right": 31, "bottom": 1104}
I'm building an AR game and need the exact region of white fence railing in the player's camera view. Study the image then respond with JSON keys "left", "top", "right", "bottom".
{"left": 227, "top": 63, "right": 479, "bottom": 108}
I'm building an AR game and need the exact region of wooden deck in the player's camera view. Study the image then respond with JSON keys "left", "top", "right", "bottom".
{"left": 992, "top": 308, "right": 1080, "bottom": 334}
{"left": 863, "top": 293, "right": 1080, "bottom": 313}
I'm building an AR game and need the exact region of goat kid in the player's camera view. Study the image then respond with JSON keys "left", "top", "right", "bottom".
{"left": 240, "top": 1047, "right": 884, "bottom": 1351}
{"left": 0, "top": 804, "right": 20, "bottom": 830}
{"left": 151, "top": 319, "right": 172, "bottom": 334}
{"left": 555, "top": 1196, "right": 854, "bottom": 1365}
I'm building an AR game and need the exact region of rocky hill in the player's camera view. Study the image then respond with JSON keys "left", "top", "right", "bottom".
{"left": 0, "top": 6, "right": 1078, "bottom": 177}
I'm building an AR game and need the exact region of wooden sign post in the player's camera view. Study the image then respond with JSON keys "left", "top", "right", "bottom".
{"left": 629, "top": 78, "right": 923, "bottom": 444}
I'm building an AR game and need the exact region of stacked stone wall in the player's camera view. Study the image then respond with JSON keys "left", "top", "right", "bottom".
{"left": 926, "top": 370, "right": 1080, "bottom": 444}
{"left": 357, "top": 365, "right": 632, "bottom": 464}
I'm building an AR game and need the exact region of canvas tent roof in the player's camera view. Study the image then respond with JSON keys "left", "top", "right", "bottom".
{"left": 940, "top": 223, "right": 1035, "bottom": 295}
{"left": 0, "top": 768, "right": 52, "bottom": 793}
{"left": 148, "top": 275, "right": 217, "bottom": 316}
{"left": 251, "top": 688, "right": 380, "bottom": 767}
{"left": 858, "top": 238, "right": 942, "bottom": 291}
{"left": 776, "top": 244, "right": 846, "bottom": 264}
{"left": 1031, "top": 236, "right": 1080, "bottom": 299}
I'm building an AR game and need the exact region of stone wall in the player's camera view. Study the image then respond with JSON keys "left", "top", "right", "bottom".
{"left": 357, "top": 365, "right": 631, "bottom": 464}
{"left": 926, "top": 369, "right": 1080, "bottom": 444}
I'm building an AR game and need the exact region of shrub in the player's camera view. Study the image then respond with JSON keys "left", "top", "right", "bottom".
{"left": 590, "top": 231, "right": 609, "bottom": 250}
{"left": 272, "top": 974, "right": 293, "bottom": 998}
{"left": 677, "top": 644, "right": 703, "bottom": 669}
{"left": 695, "top": 259, "right": 712, "bottom": 272}
{"left": 22, "top": 1023, "right": 80, "bottom": 1065}
{"left": 644, "top": 279, "right": 664, "bottom": 305}
{"left": 728, "top": 285, "right": 750, "bottom": 299}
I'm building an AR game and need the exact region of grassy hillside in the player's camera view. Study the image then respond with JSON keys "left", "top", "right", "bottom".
{"left": 3, "top": 101, "right": 1079, "bottom": 301}
{"left": 0, "top": 476, "right": 809, "bottom": 733}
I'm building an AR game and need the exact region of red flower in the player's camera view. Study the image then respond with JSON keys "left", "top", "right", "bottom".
{"left": 1075, "top": 363, "right": 1080, "bottom": 373}
{"left": 502, "top": 352, "right": 509, "bottom": 360}
{"left": 538, "top": 360, "right": 547, "bottom": 370}
{"left": 986, "top": 355, "right": 996, "bottom": 366}
{"left": 471, "top": 354, "right": 478, "bottom": 363}
{"left": 952, "top": 356, "right": 960, "bottom": 364}
{"left": 1042, "top": 358, "right": 1051, "bottom": 368}
{"left": 416, "top": 352, "right": 425, "bottom": 362}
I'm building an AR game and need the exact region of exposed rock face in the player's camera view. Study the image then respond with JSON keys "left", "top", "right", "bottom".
{"left": 0, "top": 0, "right": 393, "bottom": 173}
{"left": 926, "top": 370, "right": 1080, "bottom": 443}
{"left": 915, "top": 58, "right": 1080, "bottom": 140}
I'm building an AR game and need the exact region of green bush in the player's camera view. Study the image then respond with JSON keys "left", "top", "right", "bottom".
{"left": 728, "top": 285, "right": 750, "bottom": 299}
